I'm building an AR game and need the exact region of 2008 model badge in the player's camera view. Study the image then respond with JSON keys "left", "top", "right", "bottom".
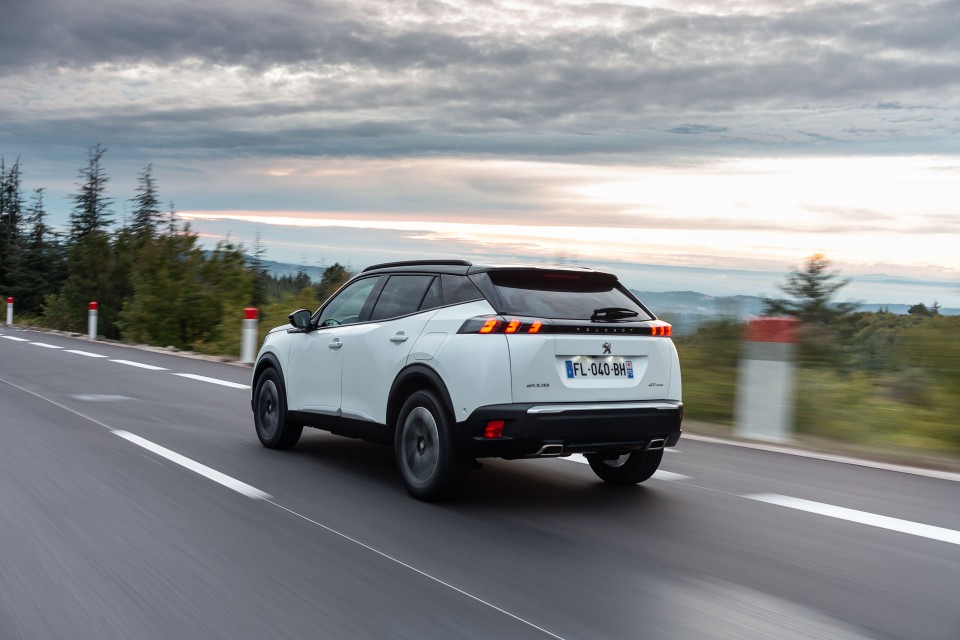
{"left": 602, "top": 342, "right": 612, "bottom": 354}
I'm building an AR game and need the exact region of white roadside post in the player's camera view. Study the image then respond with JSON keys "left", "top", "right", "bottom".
{"left": 240, "top": 307, "right": 259, "bottom": 364}
{"left": 5, "top": 296, "right": 12, "bottom": 326}
{"left": 734, "top": 317, "right": 799, "bottom": 443}
{"left": 88, "top": 301, "right": 98, "bottom": 340}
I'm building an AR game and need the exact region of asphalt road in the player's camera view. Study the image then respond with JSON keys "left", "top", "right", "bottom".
{"left": 1, "top": 327, "right": 959, "bottom": 640}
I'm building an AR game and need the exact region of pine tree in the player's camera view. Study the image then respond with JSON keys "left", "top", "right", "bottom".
{"left": 249, "top": 231, "right": 270, "bottom": 307}
{"left": 11, "top": 189, "right": 65, "bottom": 314}
{"left": 763, "top": 254, "right": 855, "bottom": 325}
{"left": 0, "top": 157, "right": 25, "bottom": 295}
{"left": 129, "top": 164, "right": 162, "bottom": 240}
{"left": 68, "top": 144, "right": 113, "bottom": 242}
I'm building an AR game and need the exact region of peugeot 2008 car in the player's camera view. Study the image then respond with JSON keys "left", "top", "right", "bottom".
{"left": 252, "top": 260, "right": 682, "bottom": 501}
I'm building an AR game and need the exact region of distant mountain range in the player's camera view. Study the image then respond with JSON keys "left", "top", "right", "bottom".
{"left": 632, "top": 290, "right": 959, "bottom": 334}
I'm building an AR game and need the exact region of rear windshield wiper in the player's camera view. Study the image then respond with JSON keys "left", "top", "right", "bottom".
{"left": 591, "top": 307, "right": 639, "bottom": 321}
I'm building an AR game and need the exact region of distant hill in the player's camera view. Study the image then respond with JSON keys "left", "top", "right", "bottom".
{"left": 261, "top": 258, "right": 330, "bottom": 281}
{"left": 632, "top": 290, "right": 959, "bottom": 334}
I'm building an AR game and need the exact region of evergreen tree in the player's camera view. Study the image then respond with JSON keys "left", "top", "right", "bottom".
{"left": 763, "top": 254, "right": 855, "bottom": 325}
{"left": 68, "top": 144, "right": 113, "bottom": 241}
{"left": 316, "top": 263, "right": 350, "bottom": 302}
{"left": 44, "top": 231, "right": 118, "bottom": 334}
{"left": 11, "top": 189, "right": 65, "bottom": 314}
{"left": 129, "top": 164, "right": 162, "bottom": 240}
{"left": 0, "top": 157, "right": 24, "bottom": 295}
{"left": 249, "top": 231, "right": 270, "bottom": 307}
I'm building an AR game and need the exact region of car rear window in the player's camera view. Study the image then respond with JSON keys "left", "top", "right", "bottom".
{"left": 485, "top": 270, "right": 653, "bottom": 321}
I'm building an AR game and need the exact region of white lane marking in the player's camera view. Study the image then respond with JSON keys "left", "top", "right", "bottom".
{"left": 110, "top": 359, "right": 168, "bottom": 371}
{"left": 0, "top": 376, "right": 272, "bottom": 503}
{"left": 267, "top": 501, "right": 569, "bottom": 640}
{"left": 114, "top": 431, "right": 271, "bottom": 500}
{"left": 30, "top": 342, "right": 63, "bottom": 349}
{"left": 746, "top": 494, "right": 960, "bottom": 546}
{"left": 564, "top": 454, "right": 691, "bottom": 481}
{"left": 2, "top": 335, "right": 30, "bottom": 342}
{"left": 70, "top": 394, "right": 133, "bottom": 402}
{"left": 173, "top": 373, "right": 250, "bottom": 389}
{"left": 683, "top": 433, "right": 960, "bottom": 483}
{"left": 65, "top": 349, "right": 108, "bottom": 358}
{"left": 665, "top": 448, "right": 680, "bottom": 453}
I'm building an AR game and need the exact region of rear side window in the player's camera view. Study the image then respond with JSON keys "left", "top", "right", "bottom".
{"left": 420, "top": 277, "right": 442, "bottom": 311}
{"left": 486, "top": 270, "right": 653, "bottom": 321}
{"left": 370, "top": 275, "right": 435, "bottom": 321}
{"left": 441, "top": 274, "right": 483, "bottom": 305}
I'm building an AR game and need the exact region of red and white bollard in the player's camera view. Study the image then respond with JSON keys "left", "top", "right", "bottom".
{"left": 734, "top": 317, "right": 799, "bottom": 442}
{"left": 240, "top": 307, "right": 259, "bottom": 364}
{"left": 5, "top": 297, "right": 12, "bottom": 326}
{"left": 88, "top": 301, "right": 98, "bottom": 340}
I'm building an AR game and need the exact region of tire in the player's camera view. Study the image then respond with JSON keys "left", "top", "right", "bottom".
{"left": 254, "top": 368, "right": 302, "bottom": 449}
{"left": 394, "top": 390, "right": 469, "bottom": 501}
{"left": 586, "top": 449, "right": 663, "bottom": 486}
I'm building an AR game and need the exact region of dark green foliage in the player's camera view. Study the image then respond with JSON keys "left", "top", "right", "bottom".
{"left": 68, "top": 144, "right": 113, "bottom": 242}
{"left": 8, "top": 189, "right": 65, "bottom": 314}
{"left": 316, "top": 262, "right": 350, "bottom": 302}
{"left": 0, "top": 157, "right": 25, "bottom": 297}
{"left": 44, "top": 231, "right": 120, "bottom": 335}
{"left": 248, "top": 232, "right": 270, "bottom": 307}
{"left": 763, "top": 253, "right": 856, "bottom": 365}
{"left": 763, "top": 253, "right": 855, "bottom": 324}
{"left": 129, "top": 164, "right": 162, "bottom": 241}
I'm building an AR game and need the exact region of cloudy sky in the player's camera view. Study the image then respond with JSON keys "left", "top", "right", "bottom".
{"left": 1, "top": 0, "right": 959, "bottom": 304}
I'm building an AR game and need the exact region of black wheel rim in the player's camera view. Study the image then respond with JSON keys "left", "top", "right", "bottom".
{"left": 401, "top": 406, "right": 439, "bottom": 486}
{"left": 257, "top": 379, "right": 279, "bottom": 439}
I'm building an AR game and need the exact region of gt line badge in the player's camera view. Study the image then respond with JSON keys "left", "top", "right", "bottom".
{"left": 602, "top": 342, "right": 612, "bottom": 354}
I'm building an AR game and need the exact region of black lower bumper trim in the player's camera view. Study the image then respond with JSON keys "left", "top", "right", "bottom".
{"left": 455, "top": 401, "right": 682, "bottom": 459}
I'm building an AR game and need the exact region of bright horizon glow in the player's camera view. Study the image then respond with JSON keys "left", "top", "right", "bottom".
{"left": 178, "top": 154, "right": 960, "bottom": 282}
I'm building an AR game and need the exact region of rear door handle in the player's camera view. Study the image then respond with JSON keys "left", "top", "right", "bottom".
{"left": 328, "top": 339, "right": 343, "bottom": 350}
{"left": 390, "top": 332, "right": 409, "bottom": 344}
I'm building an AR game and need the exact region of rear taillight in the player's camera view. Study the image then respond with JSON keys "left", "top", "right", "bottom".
{"left": 459, "top": 316, "right": 672, "bottom": 336}
{"left": 458, "top": 316, "right": 550, "bottom": 335}
{"left": 650, "top": 322, "right": 672, "bottom": 337}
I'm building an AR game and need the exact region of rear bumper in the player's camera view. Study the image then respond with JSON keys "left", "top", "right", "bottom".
{"left": 455, "top": 400, "right": 683, "bottom": 459}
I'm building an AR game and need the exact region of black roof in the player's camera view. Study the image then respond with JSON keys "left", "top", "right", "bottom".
{"left": 361, "top": 259, "right": 608, "bottom": 277}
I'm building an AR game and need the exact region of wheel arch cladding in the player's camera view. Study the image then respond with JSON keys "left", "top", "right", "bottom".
{"left": 388, "top": 365, "right": 455, "bottom": 433}
{"left": 252, "top": 352, "right": 286, "bottom": 409}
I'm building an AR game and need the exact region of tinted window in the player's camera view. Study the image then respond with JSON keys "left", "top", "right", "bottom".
{"left": 487, "top": 270, "right": 653, "bottom": 321}
{"left": 419, "top": 277, "right": 441, "bottom": 311}
{"left": 317, "top": 277, "right": 380, "bottom": 327}
{"left": 441, "top": 274, "right": 483, "bottom": 305}
{"left": 370, "top": 275, "right": 435, "bottom": 321}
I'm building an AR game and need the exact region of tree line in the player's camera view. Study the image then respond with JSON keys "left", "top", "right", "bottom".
{"left": 0, "top": 146, "right": 350, "bottom": 353}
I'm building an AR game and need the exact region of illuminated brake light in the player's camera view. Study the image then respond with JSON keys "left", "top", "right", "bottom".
{"left": 479, "top": 319, "right": 499, "bottom": 334}
{"left": 459, "top": 316, "right": 549, "bottom": 335}
{"left": 650, "top": 324, "right": 672, "bottom": 337}
{"left": 484, "top": 420, "right": 505, "bottom": 439}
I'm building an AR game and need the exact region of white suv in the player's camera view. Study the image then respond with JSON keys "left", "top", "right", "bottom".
{"left": 252, "top": 260, "right": 682, "bottom": 501}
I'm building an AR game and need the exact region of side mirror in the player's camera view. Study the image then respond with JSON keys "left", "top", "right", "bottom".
{"left": 288, "top": 309, "right": 312, "bottom": 331}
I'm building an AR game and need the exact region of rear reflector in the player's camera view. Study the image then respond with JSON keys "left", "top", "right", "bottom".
{"left": 484, "top": 420, "right": 505, "bottom": 439}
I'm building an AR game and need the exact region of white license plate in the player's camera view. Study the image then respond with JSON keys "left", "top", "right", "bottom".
{"left": 565, "top": 358, "right": 634, "bottom": 379}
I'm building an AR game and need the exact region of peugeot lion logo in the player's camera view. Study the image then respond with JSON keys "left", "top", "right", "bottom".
{"left": 602, "top": 342, "right": 612, "bottom": 355}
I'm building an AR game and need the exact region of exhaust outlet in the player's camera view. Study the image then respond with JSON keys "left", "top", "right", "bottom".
{"left": 537, "top": 444, "right": 565, "bottom": 456}
{"left": 646, "top": 438, "right": 666, "bottom": 451}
